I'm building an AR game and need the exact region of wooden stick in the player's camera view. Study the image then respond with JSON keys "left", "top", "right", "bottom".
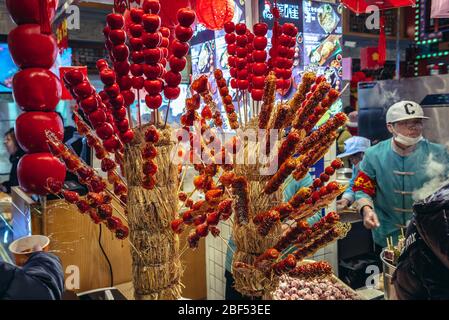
{"left": 177, "top": 165, "right": 188, "bottom": 194}
{"left": 163, "top": 99, "right": 171, "bottom": 129}
{"left": 137, "top": 89, "right": 141, "bottom": 128}
{"left": 127, "top": 105, "right": 133, "bottom": 129}
{"left": 219, "top": 234, "right": 235, "bottom": 255}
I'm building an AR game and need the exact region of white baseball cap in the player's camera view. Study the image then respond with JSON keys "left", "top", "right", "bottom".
{"left": 386, "top": 101, "right": 429, "bottom": 123}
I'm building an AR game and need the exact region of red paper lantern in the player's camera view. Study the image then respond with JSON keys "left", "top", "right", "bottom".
{"left": 159, "top": 0, "right": 191, "bottom": 27}
{"left": 196, "top": 0, "right": 234, "bottom": 31}
{"left": 341, "top": 0, "right": 415, "bottom": 14}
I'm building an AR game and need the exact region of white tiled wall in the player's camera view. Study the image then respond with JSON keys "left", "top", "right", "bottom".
{"left": 205, "top": 143, "right": 340, "bottom": 299}
{"left": 206, "top": 220, "right": 231, "bottom": 300}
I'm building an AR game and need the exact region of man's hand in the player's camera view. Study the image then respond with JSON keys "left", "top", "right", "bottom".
{"left": 337, "top": 198, "right": 350, "bottom": 211}
{"left": 362, "top": 206, "right": 380, "bottom": 229}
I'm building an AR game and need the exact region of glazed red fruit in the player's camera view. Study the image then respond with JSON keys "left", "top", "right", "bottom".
{"left": 132, "top": 76, "right": 145, "bottom": 90}
{"left": 325, "top": 167, "right": 335, "bottom": 175}
{"left": 129, "top": 23, "right": 144, "bottom": 37}
{"left": 253, "top": 23, "right": 268, "bottom": 36}
{"left": 131, "top": 51, "right": 145, "bottom": 64}
{"left": 145, "top": 125, "right": 160, "bottom": 143}
{"left": 143, "top": 0, "right": 161, "bottom": 14}
{"left": 171, "top": 219, "right": 184, "bottom": 234}
{"left": 117, "top": 118, "right": 130, "bottom": 132}
{"left": 15, "top": 112, "right": 64, "bottom": 153}
{"left": 177, "top": 8, "right": 196, "bottom": 27}
{"left": 88, "top": 109, "right": 107, "bottom": 128}
{"left": 62, "top": 190, "right": 80, "bottom": 204}
{"left": 17, "top": 153, "right": 66, "bottom": 195}
{"left": 182, "top": 210, "right": 194, "bottom": 224}
{"left": 114, "top": 107, "right": 127, "bottom": 120}
{"left": 235, "top": 23, "right": 247, "bottom": 35}
{"left": 107, "top": 13, "right": 124, "bottom": 29}
{"left": 171, "top": 39, "right": 190, "bottom": 58}
{"left": 168, "top": 56, "right": 187, "bottom": 73}
{"left": 101, "top": 158, "right": 116, "bottom": 172}
{"left": 76, "top": 200, "right": 91, "bottom": 213}
{"left": 206, "top": 212, "right": 220, "bottom": 226}
{"left": 331, "top": 159, "right": 344, "bottom": 169}
{"left": 282, "top": 23, "right": 298, "bottom": 37}
{"left": 165, "top": 71, "right": 182, "bottom": 87}
{"left": 115, "top": 225, "right": 129, "bottom": 239}
{"left": 97, "top": 204, "right": 113, "bottom": 220}
{"left": 63, "top": 68, "right": 85, "bottom": 86}
{"left": 109, "top": 94, "right": 125, "bottom": 109}
{"left": 236, "top": 35, "right": 247, "bottom": 47}
{"left": 142, "top": 31, "right": 162, "bottom": 48}
{"left": 224, "top": 21, "right": 235, "bottom": 33}
{"left": 113, "top": 61, "right": 131, "bottom": 75}
{"left": 45, "top": 177, "right": 63, "bottom": 194}
{"left": 313, "top": 178, "right": 323, "bottom": 189}
{"left": 327, "top": 181, "right": 340, "bottom": 191}
{"left": 13, "top": 68, "right": 62, "bottom": 112}
{"left": 96, "top": 123, "right": 114, "bottom": 140}
{"left": 142, "top": 175, "right": 156, "bottom": 189}
{"left": 319, "top": 186, "right": 329, "bottom": 197}
{"left": 143, "top": 63, "right": 164, "bottom": 79}
{"left": 109, "top": 29, "right": 126, "bottom": 45}
{"left": 311, "top": 191, "right": 321, "bottom": 203}
{"left": 8, "top": 24, "right": 58, "bottom": 69}
{"left": 100, "top": 69, "right": 116, "bottom": 86}
{"left": 129, "top": 37, "right": 143, "bottom": 51}
{"left": 252, "top": 50, "right": 267, "bottom": 63}
{"left": 73, "top": 81, "right": 95, "bottom": 100}
{"left": 201, "top": 106, "right": 213, "bottom": 119}
{"left": 120, "top": 130, "right": 134, "bottom": 144}
{"left": 143, "top": 160, "right": 158, "bottom": 175}
{"left": 145, "top": 94, "right": 163, "bottom": 110}
{"left": 112, "top": 44, "right": 130, "bottom": 61}
{"left": 80, "top": 96, "right": 99, "bottom": 114}
{"left": 142, "top": 14, "right": 161, "bottom": 33}
{"left": 320, "top": 173, "right": 330, "bottom": 182}
{"left": 130, "top": 8, "right": 144, "bottom": 23}
{"left": 130, "top": 63, "right": 143, "bottom": 77}
{"left": 253, "top": 36, "right": 268, "bottom": 50}
{"left": 196, "top": 223, "right": 209, "bottom": 237}
{"left": 144, "top": 48, "right": 162, "bottom": 64}
{"left": 6, "top": 0, "right": 57, "bottom": 25}
{"left": 144, "top": 79, "right": 163, "bottom": 95}
{"left": 104, "top": 136, "right": 120, "bottom": 152}
{"left": 164, "top": 86, "right": 181, "bottom": 100}
{"left": 175, "top": 25, "right": 193, "bottom": 42}
{"left": 252, "top": 63, "right": 267, "bottom": 76}
{"left": 105, "top": 83, "right": 121, "bottom": 98}
{"left": 106, "top": 216, "right": 122, "bottom": 230}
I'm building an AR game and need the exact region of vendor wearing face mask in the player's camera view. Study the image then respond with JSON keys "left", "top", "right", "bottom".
{"left": 353, "top": 101, "right": 449, "bottom": 252}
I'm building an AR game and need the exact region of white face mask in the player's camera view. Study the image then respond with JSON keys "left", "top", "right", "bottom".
{"left": 393, "top": 130, "right": 423, "bottom": 146}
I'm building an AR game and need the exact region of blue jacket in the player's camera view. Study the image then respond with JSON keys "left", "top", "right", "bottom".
{"left": 355, "top": 138, "right": 449, "bottom": 247}
{"left": 0, "top": 252, "right": 64, "bottom": 300}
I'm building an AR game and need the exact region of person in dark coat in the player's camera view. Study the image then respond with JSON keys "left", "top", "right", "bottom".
{"left": 0, "top": 248, "right": 64, "bottom": 300}
{"left": 1, "top": 128, "right": 25, "bottom": 194}
{"left": 392, "top": 183, "right": 449, "bottom": 299}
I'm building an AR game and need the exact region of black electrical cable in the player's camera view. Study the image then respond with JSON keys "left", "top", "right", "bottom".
{"left": 98, "top": 224, "right": 114, "bottom": 287}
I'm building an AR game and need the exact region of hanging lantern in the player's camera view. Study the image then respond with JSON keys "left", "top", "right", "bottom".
{"left": 196, "top": 0, "right": 234, "bottom": 31}
{"left": 159, "top": 0, "right": 191, "bottom": 27}
{"left": 341, "top": 0, "right": 415, "bottom": 14}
